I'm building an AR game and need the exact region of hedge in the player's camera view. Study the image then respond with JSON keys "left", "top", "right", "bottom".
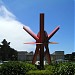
{"left": 45, "top": 62, "right": 75, "bottom": 75}
{"left": 0, "top": 61, "right": 75, "bottom": 75}
{"left": 0, "top": 61, "right": 37, "bottom": 75}
{"left": 26, "top": 70, "right": 53, "bottom": 75}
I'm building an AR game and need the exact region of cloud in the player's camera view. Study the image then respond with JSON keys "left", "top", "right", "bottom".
{"left": 0, "top": 3, "right": 35, "bottom": 52}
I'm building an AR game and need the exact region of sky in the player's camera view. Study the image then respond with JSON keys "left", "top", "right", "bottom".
{"left": 0, "top": 0, "right": 74, "bottom": 54}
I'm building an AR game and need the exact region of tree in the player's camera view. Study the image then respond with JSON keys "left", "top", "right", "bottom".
{"left": 0, "top": 39, "right": 18, "bottom": 61}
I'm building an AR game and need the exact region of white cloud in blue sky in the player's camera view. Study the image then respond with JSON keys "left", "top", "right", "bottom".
{"left": 0, "top": 3, "right": 35, "bottom": 51}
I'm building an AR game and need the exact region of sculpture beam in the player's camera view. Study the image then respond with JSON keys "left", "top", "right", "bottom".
{"left": 48, "top": 26, "right": 60, "bottom": 41}
{"left": 23, "top": 26, "right": 39, "bottom": 40}
{"left": 40, "top": 13, "right": 44, "bottom": 69}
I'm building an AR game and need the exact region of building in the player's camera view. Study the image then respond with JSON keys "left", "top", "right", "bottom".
{"left": 18, "top": 51, "right": 65, "bottom": 63}
{"left": 65, "top": 52, "right": 75, "bottom": 61}
{"left": 18, "top": 51, "right": 75, "bottom": 63}
{"left": 72, "top": 52, "right": 75, "bottom": 61}
{"left": 18, "top": 51, "right": 33, "bottom": 61}
{"left": 18, "top": 51, "right": 27, "bottom": 61}
{"left": 51, "top": 51, "right": 64, "bottom": 63}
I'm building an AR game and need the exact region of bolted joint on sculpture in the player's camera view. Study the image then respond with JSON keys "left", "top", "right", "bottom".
{"left": 23, "top": 13, "right": 60, "bottom": 69}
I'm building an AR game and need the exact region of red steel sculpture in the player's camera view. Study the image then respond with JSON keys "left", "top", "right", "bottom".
{"left": 23, "top": 13, "right": 60, "bottom": 69}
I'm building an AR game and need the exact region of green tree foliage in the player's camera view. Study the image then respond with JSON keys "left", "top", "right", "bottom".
{"left": 0, "top": 39, "right": 18, "bottom": 61}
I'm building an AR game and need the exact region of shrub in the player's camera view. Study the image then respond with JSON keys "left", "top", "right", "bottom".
{"left": 26, "top": 70, "right": 53, "bottom": 75}
{"left": 0, "top": 61, "right": 75, "bottom": 75}
{"left": 45, "top": 62, "right": 75, "bottom": 75}
{"left": 0, "top": 61, "right": 37, "bottom": 75}
{"left": 56, "top": 62, "right": 75, "bottom": 75}
{"left": 24, "top": 62, "right": 37, "bottom": 71}
{"left": 45, "top": 65, "right": 55, "bottom": 73}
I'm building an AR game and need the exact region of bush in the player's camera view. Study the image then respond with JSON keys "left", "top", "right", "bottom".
{"left": 45, "top": 65, "right": 55, "bottom": 72}
{"left": 26, "top": 70, "right": 53, "bottom": 75}
{"left": 56, "top": 62, "right": 75, "bottom": 75}
{"left": 0, "top": 61, "right": 37, "bottom": 75}
{"left": 24, "top": 62, "right": 37, "bottom": 71}
{"left": 0, "top": 61, "right": 75, "bottom": 75}
{"left": 45, "top": 62, "right": 75, "bottom": 75}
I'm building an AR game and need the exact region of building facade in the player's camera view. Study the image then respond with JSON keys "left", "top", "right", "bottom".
{"left": 18, "top": 51, "right": 33, "bottom": 61}
{"left": 65, "top": 52, "right": 75, "bottom": 61}
{"left": 18, "top": 51, "right": 65, "bottom": 63}
{"left": 51, "top": 51, "right": 64, "bottom": 63}
{"left": 18, "top": 51, "right": 75, "bottom": 63}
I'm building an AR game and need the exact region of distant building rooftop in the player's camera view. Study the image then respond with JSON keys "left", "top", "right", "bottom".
{"left": 52, "top": 51, "right": 64, "bottom": 55}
